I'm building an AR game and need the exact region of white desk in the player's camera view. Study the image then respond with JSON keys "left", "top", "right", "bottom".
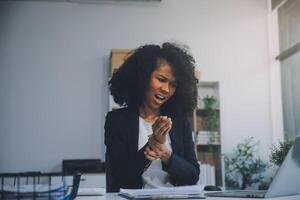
{"left": 76, "top": 193, "right": 300, "bottom": 200}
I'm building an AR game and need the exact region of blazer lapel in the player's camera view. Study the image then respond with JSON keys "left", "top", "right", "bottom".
{"left": 125, "top": 108, "right": 139, "bottom": 154}
{"left": 169, "top": 120, "right": 180, "bottom": 154}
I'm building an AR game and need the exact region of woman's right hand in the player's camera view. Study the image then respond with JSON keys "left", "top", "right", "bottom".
{"left": 146, "top": 135, "right": 172, "bottom": 163}
{"left": 152, "top": 116, "right": 172, "bottom": 144}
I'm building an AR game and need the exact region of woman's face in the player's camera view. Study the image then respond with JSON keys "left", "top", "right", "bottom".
{"left": 144, "top": 63, "right": 177, "bottom": 111}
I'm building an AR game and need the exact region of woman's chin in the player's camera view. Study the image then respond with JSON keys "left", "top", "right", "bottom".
{"left": 150, "top": 103, "right": 162, "bottom": 110}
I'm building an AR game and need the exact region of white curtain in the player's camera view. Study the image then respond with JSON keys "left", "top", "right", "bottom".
{"left": 279, "top": 0, "right": 300, "bottom": 139}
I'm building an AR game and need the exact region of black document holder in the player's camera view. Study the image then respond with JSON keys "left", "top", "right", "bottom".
{"left": 0, "top": 172, "right": 81, "bottom": 200}
{"left": 62, "top": 159, "right": 104, "bottom": 173}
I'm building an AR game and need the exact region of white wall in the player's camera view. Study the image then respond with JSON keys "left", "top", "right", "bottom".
{"left": 0, "top": 0, "right": 273, "bottom": 172}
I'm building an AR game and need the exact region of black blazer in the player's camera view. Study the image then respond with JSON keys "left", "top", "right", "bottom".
{"left": 104, "top": 107, "right": 200, "bottom": 192}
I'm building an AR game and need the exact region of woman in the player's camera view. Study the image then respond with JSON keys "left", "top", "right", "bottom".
{"left": 105, "top": 42, "right": 199, "bottom": 192}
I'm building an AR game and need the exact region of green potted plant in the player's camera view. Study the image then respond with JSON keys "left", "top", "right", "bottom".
{"left": 224, "top": 137, "right": 268, "bottom": 189}
{"left": 270, "top": 138, "right": 294, "bottom": 167}
{"left": 202, "top": 96, "right": 219, "bottom": 145}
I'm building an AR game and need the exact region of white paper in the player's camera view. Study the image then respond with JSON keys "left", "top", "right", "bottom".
{"left": 120, "top": 185, "right": 205, "bottom": 198}
{"left": 77, "top": 187, "right": 105, "bottom": 196}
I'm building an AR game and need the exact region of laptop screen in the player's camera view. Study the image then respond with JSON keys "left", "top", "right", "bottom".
{"left": 265, "top": 136, "right": 300, "bottom": 198}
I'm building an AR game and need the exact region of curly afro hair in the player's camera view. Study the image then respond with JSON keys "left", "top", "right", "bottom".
{"left": 109, "top": 42, "right": 197, "bottom": 116}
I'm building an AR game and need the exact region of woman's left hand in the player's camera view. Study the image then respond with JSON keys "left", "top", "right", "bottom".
{"left": 152, "top": 116, "right": 172, "bottom": 144}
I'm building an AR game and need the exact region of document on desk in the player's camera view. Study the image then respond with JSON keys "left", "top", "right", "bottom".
{"left": 77, "top": 188, "right": 105, "bottom": 196}
{"left": 119, "top": 185, "right": 205, "bottom": 199}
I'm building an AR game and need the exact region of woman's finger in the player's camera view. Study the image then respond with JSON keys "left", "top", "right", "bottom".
{"left": 154, "top": 123, "right": 171, "bottom": 144}
{"left": 153, "top": 116, "right": 169, "bottom": 132}
{"left": 152, "top": 116, "right": 163, "bottom": 131}
{"left": 154, "top": 119, "right": 170, "bottom": 136}
{"left": 144, "top": 152, "right": 157, "bottom": 161}
{"left": 148, "top": 142, "right": 162, "bottom": 156}
{"left": 159, "top": 123, "right": 172, "bottom": 136}
{"left": 144, "top": 147, "right": 159, "bottom": 160}
{"left": 148, "top": 136, "right": 166, "bottom": 153}
{"left": 145, "top": 146, "right": 159, "bottom": 158}
{"left": 161, "top": 125, "right": 172, "bottom": 137}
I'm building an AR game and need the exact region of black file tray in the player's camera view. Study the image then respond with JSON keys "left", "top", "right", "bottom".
{"left": 0, "top": 172, "right": 81, "bottom": 200}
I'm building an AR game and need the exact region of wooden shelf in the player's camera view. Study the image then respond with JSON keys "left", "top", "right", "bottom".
{"left": 193, "top": 81, "right": 222, "bottom": 186}
{"left": 196, "top": 109, "right": 219, "bottom": 117}
{"left": 197, "top": 144, "right": 222, "bottom": 186}
{"left": 110, "top": 49, "right": 132, "bottom": 77}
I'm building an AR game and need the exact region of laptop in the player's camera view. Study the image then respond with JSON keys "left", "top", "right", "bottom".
{"left": 206, "top": 136, "right": 300, "bottom": 198}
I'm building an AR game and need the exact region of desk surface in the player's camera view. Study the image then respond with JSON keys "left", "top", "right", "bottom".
{"left": 76, "top": 193, "right": 300, "bottom": 200}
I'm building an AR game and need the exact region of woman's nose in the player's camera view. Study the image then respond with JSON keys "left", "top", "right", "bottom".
{"left": 161, "top": 83, "right": 170, "bottom": 93}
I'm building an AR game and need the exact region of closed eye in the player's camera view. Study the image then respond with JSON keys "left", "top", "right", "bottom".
{"left": 157, "top": 76, "right": 167, "bottom": 82}
{"left": 157, "top": 75, "right": 177, "bottom": 89}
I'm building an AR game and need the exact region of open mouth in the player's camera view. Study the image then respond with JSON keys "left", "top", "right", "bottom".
{"left": 154, "top": 94, "right": 166, "bottom": 102}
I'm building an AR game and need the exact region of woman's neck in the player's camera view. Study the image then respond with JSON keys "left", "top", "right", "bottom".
{"left": 139, "top": 105, "right": 159, "bottom": 122}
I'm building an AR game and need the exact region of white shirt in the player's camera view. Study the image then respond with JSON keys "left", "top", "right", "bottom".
{"left": 138, "top": 117, "right": 173, "bottom": 188}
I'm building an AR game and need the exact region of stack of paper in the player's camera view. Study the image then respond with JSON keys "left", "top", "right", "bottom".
{"left": 119, "top": 185, "right": 205, "bottom": 199}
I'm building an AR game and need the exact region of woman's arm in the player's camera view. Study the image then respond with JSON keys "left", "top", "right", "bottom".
{"left": 105, "top": 112, "right": 151, "bottom": 191}
{"left": 162, "top": 118, "right": 200, "bottom": 185}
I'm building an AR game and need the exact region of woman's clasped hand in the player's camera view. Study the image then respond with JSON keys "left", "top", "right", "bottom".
{"left": 144, "top": 116, "right": 172, "bottom": 163}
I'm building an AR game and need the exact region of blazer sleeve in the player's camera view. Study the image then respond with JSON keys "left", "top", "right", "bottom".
{"left": 104, "top": 112, "right": 150, "bottom": 191}
{"left": 162, "top": 117, "right": 200, "bottom": 185}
